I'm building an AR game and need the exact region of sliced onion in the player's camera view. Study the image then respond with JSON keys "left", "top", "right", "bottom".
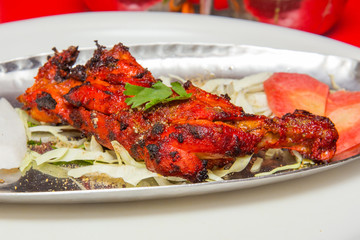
{"left": 0, "top": 98, "right": 27, "bottom": 169}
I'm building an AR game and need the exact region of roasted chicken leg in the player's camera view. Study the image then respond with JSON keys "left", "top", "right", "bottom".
{"left": 18, "top": 43, "right": 338, "bottom": 182}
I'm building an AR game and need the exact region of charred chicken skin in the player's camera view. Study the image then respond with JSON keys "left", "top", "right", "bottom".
{"left": 18, "top": 43, "right": 339, "bottom": 182}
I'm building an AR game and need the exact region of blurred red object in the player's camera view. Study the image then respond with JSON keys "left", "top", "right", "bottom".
{"left": 325, "top": 0, "right": 360, "bottom": 47}
{"left": 0, "top": 0, "right": 87, "bottom": 23}
{"left": 243, "top": 0, "right": 348, "bottom": 34}
{"left": 183, "top": 0, "right": 229, "bottom": 11}
{"left": 84, "top": 0, "right": 162, "bottom": 11}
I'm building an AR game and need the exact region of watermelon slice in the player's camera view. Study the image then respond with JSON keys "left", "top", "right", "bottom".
{"left": 264, "top": 72, "right": 329, "bottom": 117}
{"left": 325, "top": 91, "right": 360, "bottom": 155}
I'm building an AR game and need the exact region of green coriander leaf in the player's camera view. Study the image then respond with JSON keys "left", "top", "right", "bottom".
{"left": 124, "top": 81, "right": 192, "bottom": 110}
{"left": 27, "top": 121, "right": 38, "bottom": 127}
{"left": 52, "top": 160, "right": 94, "bottom": 166}
{"left": 168, "top": 82, "right": 192, "bottom": 101}
{"left": 124, "top": 82, "right": 172, "bottom": 109}
{"left": 144, "top": 98, "right": 163, "bottom": 110}
{"left": 171, "top": 82, "right": 191, "bottom": 97}
{"left": 123, "top": 84, "right": 145, "bottom": 96}
{"left": 27, "top": 140, "right": 42, "bottom": 146}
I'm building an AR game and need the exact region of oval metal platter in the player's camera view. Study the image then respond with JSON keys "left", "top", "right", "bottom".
{"left": 0, "top": 43, "right": 359, "bottom": 204}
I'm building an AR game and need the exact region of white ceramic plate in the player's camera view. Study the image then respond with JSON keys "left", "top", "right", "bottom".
{"left": 0, "top": 12, "right": 359, "bottom": 240}
{"left": 0, "top": 42, "right": 359, "bottom": 203}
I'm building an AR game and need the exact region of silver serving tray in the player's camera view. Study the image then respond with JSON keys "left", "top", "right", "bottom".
{"left": 0, "top": 43, "right": 359, "bottom": 204}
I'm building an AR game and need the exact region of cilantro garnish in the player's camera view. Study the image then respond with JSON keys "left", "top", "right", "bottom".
{"left": 27, "top": 140, "right": 42, "bottom": 146}
{"left": 124, "top": 81, "right": 192, "bottom": 110}
{"left": 27, "top": 121, "right": 38, "bottom": 127}
{"left": 52, "top": 160, "right": 94, "bottom": 167}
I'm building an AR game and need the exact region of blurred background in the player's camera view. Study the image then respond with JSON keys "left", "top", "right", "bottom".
{"left": 0, "top": 0, "right": 359, "bottom": 47}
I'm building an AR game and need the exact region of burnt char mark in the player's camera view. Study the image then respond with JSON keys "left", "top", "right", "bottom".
{"left": 169, "top": 151, "right": 178, "bottom": 158}
{"left": 177, "top": 134, "right": 184, "bottom": 143}
{"left": 134, "top": 69, "right": 148, "bottom": 79}
{"left": 113, "top": 42, "right": 130, "bottom": 53}
{"left": 54, "top": 71, "right": 66, "bottom": 82}
{"left": 50, "top": 46, "right": 79, "bottom": 83}
{"left": 151, "top": 122, "right": 165, "bottom": 135}
{"left": 63, "top": 85, "right": 83, "bottom": 107}
{"left": 169, "top": 132, "right": 184, "bottom": 143}
{"left": 69, "top": 109, "right": 83, "bottom": 129}
{"left": 120, "top": 121, "right": 128, "bottom": 131}
{"left": 189, "top": 125, "right": 204, "bottom": 139}
{"left": 169, "top": 151, "right": 179, "bottom": 162}
{"left": 146, "top": 144, "right": 160, "bottom": 164}
{"left": 103, "top": 56, "right": 119, "bottom": 68}
{"left": 225, "top": 135, "right": 241, "bottom": 157}
{"left": 169, "top": 163, "right": 181, "bottom": 174}
{"left": 85, "top": 41, "right": 106, "bottom": 69}
{"left": 138, "top": 139, "right": 145, "bottom": 148}
{"left": 108, "top": 130, "right": 116, "bottom": 141}
{"left": 217, "top": 110, "right": 234, "bottom": 119}
{"left": 195, "top": 160, "right": 208, "bottom": 182}
{"left": 196, "top": 169, "right": 209, "bottom": 182}
{"left": 86, "top": 41, "right": 119, "bottom": 70}
{"left": 183, "top": 80, "right": 192, "bottom": 90}
{"left": 130, "top": 144, "right": 140, "bottom": 160}
{"left": 130, "top": 139, "right": 146, "bottom": 160}
{"left": 35, "top": 92, "right": 57, "bottom": 110}
{"left": 220, "top": 93, "right": 231, "bottom": 101}
{"left": 70, "top": 65, "right": 87, "bottom": 82}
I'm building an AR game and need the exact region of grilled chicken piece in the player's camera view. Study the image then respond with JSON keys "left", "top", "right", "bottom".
{"left": 18, "top": 43, "right": 339, "bottom": 182}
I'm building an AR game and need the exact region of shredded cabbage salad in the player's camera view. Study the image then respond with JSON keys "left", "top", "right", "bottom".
{"left": 18, "top": 73, "right": 315, "bottom": 188}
